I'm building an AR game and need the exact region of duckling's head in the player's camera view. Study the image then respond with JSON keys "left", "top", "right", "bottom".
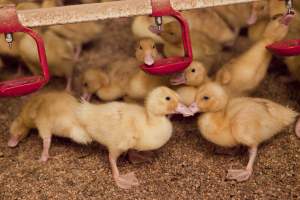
{"left": 263, "top": 14, "right": 290, "bottom": 41}
{"left": 268, "top": 0, "right": 286, "bottom": 18}
{"left": 247, "top": 0, "right": 269, "bottom": 25}
{"left": 160, "top": 21, "right": 182, "bottom": 44}
{"left": 146, "top": 87, "right": 193, "bottom": 117}
{"left": 81, "top": 68, "right": 109, "bottom": 101}
{"left": 42, "top": 0, "right": 63, "bottom": 8}
{"left": 190, "top": 82, "right": 228, "bottom": 114}
{"left": 135, "top": 38, "right": 159, "bottom": 65}
{"left": 8, "top": 118, "right": 27, "bottom": 148}
{"left": 16, "top": 2, "right": 41, "bottom": 10}
{"left": 170, "top": 61, "right": 208, "bottom": 86}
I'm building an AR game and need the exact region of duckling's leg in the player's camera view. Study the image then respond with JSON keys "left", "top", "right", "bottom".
{"left": 74, "top": 45, "right": 82, "bottom": 61}
{"left": 37, "top": 123, "right": 52, "bottom": 162}
{"left": 109, "top": 150, "right": 139, "bottom": 189}
{"left": 128, "top": 150, "right": 154, "bottom": 164}
{"left": 65, "top": 76, "right": 73, "bottom": 92}
{"left": 39, "top": 136, "right": 52, "bottom": 162}
{"left": 226, "top": 146, "right": 257, "bottom": 182}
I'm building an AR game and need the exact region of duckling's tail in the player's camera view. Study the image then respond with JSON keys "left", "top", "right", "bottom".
{"left": 254, "top": 98, "right": 298, "bottom": 127}
{"left": 272, "top": 105, "right": 298, "bottom": 128}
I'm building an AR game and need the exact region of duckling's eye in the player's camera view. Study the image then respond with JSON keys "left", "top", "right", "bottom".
{"left": 139, "top": 45, "right": 143, "bottom": 50}
{"left": 191, "top": 68, "right": 196, "bottom": 73}
{"left": 84, "top": 82, "right": 88, "bottom": 87}
{"left": 170, "top": 32, "right": 175, "bottom": 36}
{"left": 203, "top": 96, "right": 209, "bottom": 100}
{"left": 260, "top": 5, "right": 265, "bottom": 10}
{"left": 152, "top": 45, "right": 155, "bottom": 49}
{"left": 272, "top": 14, "right": 283, "bottom": 20}
{"left": 165, "top": 96, "right": 171, "bottom": 101}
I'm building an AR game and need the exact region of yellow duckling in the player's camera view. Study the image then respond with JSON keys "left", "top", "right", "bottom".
{"left": 8, "top": 91, "right": 92, "bottom": 162}
{"left": 81, "top": 38, "right": 168, "bottom": 102}
{"left": 170, "top": 61, "right": 211, "bottom": 106}
{"left": 190, "top": 82, "right": 298, "bottom": 182}
{"left": 215, "top": 16, "right": 289, "bottom": 98}
{"left": 161, "top": 21, "right": 222, "bottom": 68}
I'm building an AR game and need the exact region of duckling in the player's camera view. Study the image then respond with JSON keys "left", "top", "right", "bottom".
{"left": 135, "top": 37, "right": 161, "bottom": 65}
{"left": 19, "top": 29, "right": 76, "bottom": 91}
{"left": 0, "top": 2, "right": 40, "bottom": 60}
{"left": 181, "top": 9, "right": 236, "bottom": 45}
{"left": 77, "top": 86, "right": 193, "bottom": 189}
{"left": 48, "top": 22, "right": 103, "bottom": 60}
{"left": 8, "top": 91, "right": 92, "bottom": 162}
{"left": 214, "top": 1, "right": 267, "bottom": 33}
{"left": 215, "top": 16, "right": 289, "bottom": 98}
{"left": 43, "top": 0, "right": 102, "bottom": 60}
{"left": 170, "top": 61, "right": 210, "bottom": 106}
{"left": 190, "top": 82, "right": 298, "bottom": 182}
{"left": 17, "top": 0, "right": 77, "bottom": 91}
{"left": 170, "top": 61, "right": 210, "bottom": 86}
{"left": 97, "top": 58, "right": 139, "bottom": 101}
{"left": 81, "top": 67, "right": 110, "bottom": 101}
{"left": 248, "top": 19, "right": 269, "bottom": 42}
{"left": 131, "top": 16, "right": 173, "bottom": 43}
{"left": 249, "top": 0, "right": 294, "bottom": 42}
{"left": 81, "top": 38, "right": 167, "bottom": 102}
{"left": 42, "top": 0, "right": 63, "bottom": 7}
{"left": 161, "top": 21, "right": 222, "bottom": 68}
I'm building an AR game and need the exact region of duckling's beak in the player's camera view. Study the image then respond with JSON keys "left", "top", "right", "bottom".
{"left": 175, "top": 103, "right": 194, "bottom": 117}
{"left": 81, "top": 92, "right": 92, "bottom": 102}
{"left": 188, "top": 102, "right": 200, "bottom": 114}
{"left": 144, "top": 51, "right": 155, "bottom": 66}
{"left": 148, "top": 25, "right": 163, "bottom": 35}
{"left": 170, "top": 73, "right": 186, "bottom": 85}
{"left": 280, "top": 12, "right": 295, "bottom": 25}
{"left": 247, "top": 11, "right": 257, "bottom": 25}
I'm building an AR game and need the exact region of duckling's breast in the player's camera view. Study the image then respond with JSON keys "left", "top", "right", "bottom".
{"left": 198, "top": 114, "right": 238, "bottom": 147}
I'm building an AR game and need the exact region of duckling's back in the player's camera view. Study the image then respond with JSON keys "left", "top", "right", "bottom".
{"left": 19, "top": 91, "right": 91, "bottom": 144}
{"left": 77, "top": 101, "right": 146, "bottom": 149}
{"left": 227, "top": 97, "right": 298, "bottom": 146}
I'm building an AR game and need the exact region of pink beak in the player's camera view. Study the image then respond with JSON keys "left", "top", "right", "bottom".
{"left": 188, "top": 102, "right": 200, "bottom": 114}
{"left": 175, "top": 103, "right": 194, "bottom": 117}
{"left": 82, "top": 92, "right": 92, "bottom": 102}
{"left": 170, "top": 73, "right": 186, "bottom": 85}
{"left": 280, "top": 12, "right": 295, "bottom": 25}
{"left": 144, "top": 52, "right": 155, "bottom": 66}
{"left": 148, "top": 25, "right": 163, "bottom": 35}
{"left": 247, "top": 11, "right": 258, "bottom": 25}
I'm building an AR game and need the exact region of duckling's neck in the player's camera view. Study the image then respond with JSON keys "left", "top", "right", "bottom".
{"left": 198, "top": 109, "right": 238, "bottom": 147}
{"left": 134, "top": 110, "right": 172, "bottom": 151}
{"left": 97, "top": 85, "right": 124, "bottom": 101}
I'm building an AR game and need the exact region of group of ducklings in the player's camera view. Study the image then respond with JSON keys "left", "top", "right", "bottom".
{"left": 2, "top": 0, "right": 300, "bottom": 190}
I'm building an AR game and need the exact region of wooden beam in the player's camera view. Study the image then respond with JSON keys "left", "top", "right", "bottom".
{"left": 16, "top": 0, "right": 259, "bottom": 27}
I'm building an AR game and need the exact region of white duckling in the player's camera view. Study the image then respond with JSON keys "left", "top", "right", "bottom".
{"left": 77, "top": 87, "right": 193, "bottom": 189}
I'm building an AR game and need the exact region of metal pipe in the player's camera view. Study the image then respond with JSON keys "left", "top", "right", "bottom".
{"left": 16, "top": 0, "right": 259, "bottom": 27}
